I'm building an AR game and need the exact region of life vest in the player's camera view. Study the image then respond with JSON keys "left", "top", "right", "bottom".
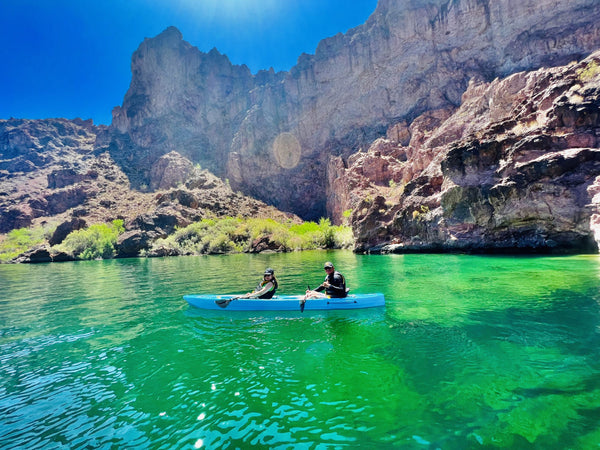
{"left": 325, "top": 271, "right": 347, "bottom": 298}
{"left": 256, "top": 278, "right": 278, "bottom": 299}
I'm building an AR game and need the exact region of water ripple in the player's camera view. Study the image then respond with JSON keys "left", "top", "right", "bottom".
{"left": 1, "top": 254, "right": 600, "bottom": 447}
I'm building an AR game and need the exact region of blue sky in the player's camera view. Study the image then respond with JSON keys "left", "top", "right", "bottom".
{"left": 0, "top": 0, "right": 378, "bottom": 125}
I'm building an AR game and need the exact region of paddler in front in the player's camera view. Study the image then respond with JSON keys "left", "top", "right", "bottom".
{"left": 241, "top": 267, "right": 278, "bottom": 299}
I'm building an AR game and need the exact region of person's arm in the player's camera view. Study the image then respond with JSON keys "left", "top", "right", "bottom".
{"left": 248, "top": 281, "right": 273, "bottom": 298}
{"left": 314, "top": 275, "right": 331, "bottom": 292}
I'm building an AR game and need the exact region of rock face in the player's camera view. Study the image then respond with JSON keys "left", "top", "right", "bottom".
{"left": 333, "top": 51, "right": 600, "bottom": 253}
{"left": 0, "top": 118, "right": 101, "bottom": 233}
{"left": 0, "top": 117, "right": 299, "bottom": 260}
{"left": 103, "top": 0, "right": 600, "bottom": 220}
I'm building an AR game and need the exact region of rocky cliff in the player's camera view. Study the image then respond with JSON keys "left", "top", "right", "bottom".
{"left": 3, "top": 0, "right": 600, "bottom": 257}
{"left": 104, "top": 0, "right": 600, "bottom": 221}
{"left": 333, "top": 51, "right": 600, "bottom": 253}
{"left": 0, "top": 118, "right": 298, "bottom": 260}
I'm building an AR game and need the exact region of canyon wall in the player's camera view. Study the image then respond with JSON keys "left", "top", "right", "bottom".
{"left": 332, "top": 51, "right": 600, "bottom": 253}
{"left": 3, "top": 0, "right": 600, "bottom": 256}
{"left": 103, "top": 0, "right": 600, "bottom": 220}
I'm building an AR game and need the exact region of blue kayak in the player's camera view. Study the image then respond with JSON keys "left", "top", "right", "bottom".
{"left": 183, "top": 293, "right": 385, "bottom": 311}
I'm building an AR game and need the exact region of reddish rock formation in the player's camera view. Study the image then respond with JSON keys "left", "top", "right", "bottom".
{"left": 334, "top": 51, "right": 600, "bottom": 253}
{"left": 0, "top": 118, "right": 102, "bottom": 233}
{"left": 0, "top": 118, "right": 300, "bottom": 261}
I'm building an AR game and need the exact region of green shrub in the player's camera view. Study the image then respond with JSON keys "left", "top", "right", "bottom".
{"left": 205, "top": 233, "right": 237, "bottom": 254}
{"left": 59, "top": 219, "right": 124, "bottom": 260}
{"left": 332, "top": 224, "right": 354, "bottom": 248}
{"left": 247, "top": 218, "right": 281, "bottom": 239}
{"left": 319, "top": 218, "right": 335, "bottom": 248}
{"left": 0, "top": 226, "right": 49, "bottom": 262}
{"left": 149, "top": 216, "right": 354, "bottom": 255}
{"left": 288, "top": 222, "right": 322, "bottom": 249}
{"left": 342, "top": 209, "right": 353, "bottom": 226}
{"left": 578, "top": 59, "right": 600, "bottom": 81}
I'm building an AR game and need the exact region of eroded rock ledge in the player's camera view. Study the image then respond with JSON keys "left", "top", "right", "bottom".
{"left": 331, "top": 52, "right": 600, "bottom": 254}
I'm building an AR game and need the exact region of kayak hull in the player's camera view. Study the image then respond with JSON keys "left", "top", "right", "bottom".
{"left": 183, "top": 293, "right": 385, "bottom": 311}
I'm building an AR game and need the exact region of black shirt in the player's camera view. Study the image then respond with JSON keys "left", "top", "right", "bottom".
{"left": 315, "top": 271, "right": 347, "bottom": 298}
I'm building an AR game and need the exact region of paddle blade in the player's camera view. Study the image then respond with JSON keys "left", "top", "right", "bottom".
{"left": 215, "top": 295, "right": 243, "bottom": 308}
{"left": 300, "top": 285, "right": 309, "bottom": 312}
{"left": 215, "top": 299, "right": 231, "bottom": 308}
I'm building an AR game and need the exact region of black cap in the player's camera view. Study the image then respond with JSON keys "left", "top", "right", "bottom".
{"left": 324, "top": 262, "right": 334, "bottom": 269}
{"left": 264, "top": 268, "right": 274, "bottom": 275}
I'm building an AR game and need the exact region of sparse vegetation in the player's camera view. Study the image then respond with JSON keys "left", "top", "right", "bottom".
{"left": 0, "top": 216, "right": 354, "bottom": 262}
{"left": 0, "top": 226, "right": 50, "bottom": 262}
{"left": 342, "top": 209, "right": 353, "bottom": 226}
{"left": 511, "top": 117, "right": 540, "bottom": 135}
{"left": 412, "top": 205, "right": 430, "bottom": 221}
{"left": 577, "top": 59, "right": 600, "bottom": 82}
{"left": 148, "top": 216, "right": 353, "bottom": 255}
{"left": 57, "top": 219, "right": 125, "bottom": 260}
{"left": 386, "top": 179, "right": 405, "bottom": 199}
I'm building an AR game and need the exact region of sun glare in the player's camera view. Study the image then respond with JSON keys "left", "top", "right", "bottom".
{"left": 175, "top": 0, "right": 282, "bottom": 23}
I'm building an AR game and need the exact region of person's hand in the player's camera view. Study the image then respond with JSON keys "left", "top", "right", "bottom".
{"left": 323, "top": 281, "right": 330, "bottom": 288}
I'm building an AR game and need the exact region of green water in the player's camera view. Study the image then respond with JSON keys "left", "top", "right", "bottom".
{"left": 1, "top": 251, "right": 600, "bottom": 449}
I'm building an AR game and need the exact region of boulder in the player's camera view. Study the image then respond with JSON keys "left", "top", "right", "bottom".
{"left": 50, "top": 250, "right": 75, "bottom": 262}
{"left": 116, "top": 230, "right": 156, "bottom": 257}
{"left": 49, "top": 218, "right": 87, "bottom": 245}
{"left": 14, "top": 245, "right": 52, "bottom": 264}
{"left": 0, "top": 205, "right": 33, "bottom": 233}
{"left": 149, "top": 151, "right": 195, "bottom": 191}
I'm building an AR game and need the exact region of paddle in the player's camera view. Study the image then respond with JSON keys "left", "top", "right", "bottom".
{"left": 300, "top": 285, "right": 310, "bottom": 312}
{"left": 215, "top": 295, "right": 244, "bottom": 308}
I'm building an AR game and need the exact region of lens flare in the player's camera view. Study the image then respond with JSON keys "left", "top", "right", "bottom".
{"left": 272, "top": 132, "right": 301, "bottom": 169}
